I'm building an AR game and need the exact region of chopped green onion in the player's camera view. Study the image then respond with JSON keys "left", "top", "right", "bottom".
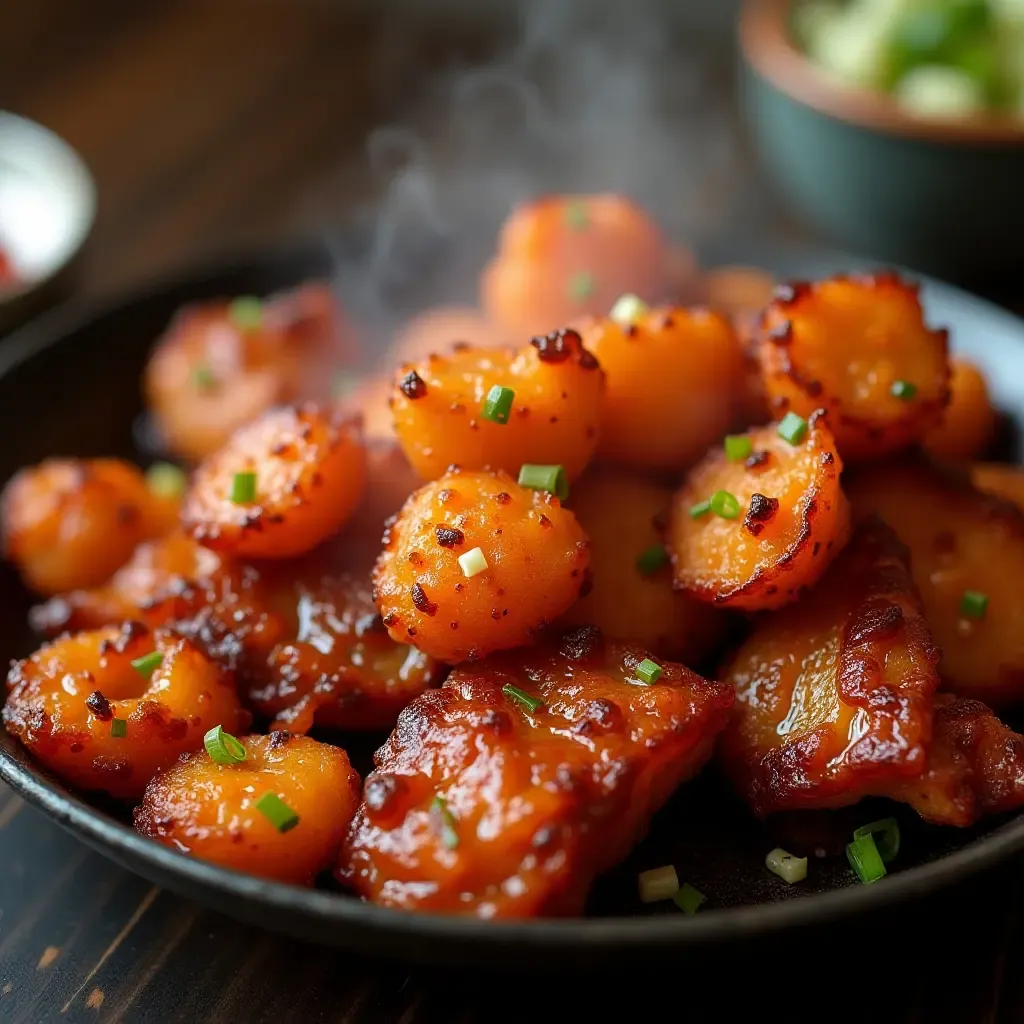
{"left": 724, "top": 435, "right": 753, "bottom": 462}
{"left": 853, "top": 818, "right": 900, "bottom": 864}
{"left": 193, "top": 364, "right": 216, "bottom": 391}
{"left": 638, "top": 865, "right": 680, "bottom": 903}
{"left": 846, "top": 833, "right": 886, "bottom": 885}
{"left": 777, "top": 411, "right": 809, "bottom": 445}
{"left": 518, "top": 463, "right": 569, "bottom": 502}
{"left": 673, "top": 883, "right": 705, "bottom": 915}
{"left": 204, "top": 725, "right": 247, "bottom": 765}
{"left": 502, "top": 683, "right": 544, "bottom": 713}
{"left": 254, "top": 792, "right": 300, "bottom": 833}
{"left": 710, "top": 490, "right": 741, "bottom": 520}
{"left": 960, "top": 590, "right": 988, "bottom": 620}
{"left": 689, "top": 499, "right": 712, "bottom": 519}
{"left": 568, "top": 271, "right": 595, "bottom": 302}
{"left": 636, "top": 658, "right": 662, "bottom": 685}
{"left": 431, "top": 795, "right": 459, "bottom": 850}
{"left": 145, "top": 462, "right": 187, "bottom": 500}
{"left": 890, "top": 380, "right": 917, "bottom": 400}
{"left": 230, "top": 471, "right": 257, "bottom": 504}
{"left": 130, "top": 651, "right": 163, "bottom": 679}
{"left": 228, "top": 295, "right": 263, "bottom": 331}
{"left": 610, "top": 293, "right": 648, "bottom": 325}
{"left": 481, "top": 385, "right": 515, "bottom": 425}
{"left": 110, "top": 718, "right": 127, "bottom": 739}
{"left": 564, "top": 202, "right": 589, "bottom": 230}
{"left": 765, "top": 847, "right": 807, "bottom": 884}
{"left": 636, "top": 545, "right": 669, "bottom": 576}
{"left": 458, "top": 546, "right": 488, "bottom": 578}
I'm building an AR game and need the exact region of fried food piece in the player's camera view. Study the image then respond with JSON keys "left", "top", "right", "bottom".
{"left": 756, "top": 273, "right": 950, "bottom": 461}
{"left": 144, "top": 283, "right": 349, "bottom": 462}
{"left": 1, "top": 458, "right": 180, "bottom": 596}
{"left": 971, "top": 463, "right": 1024, "bottom": 510}
{"left": 389, "top": 328, "right": 603, "bottom": 483}
{"left": 561, "top": 467, "right": 727, "bottom": 664}
{"left": 134, "top": 731, "right": 359, "bottom": 885}
{"left": 667, "top": 412, "right": 850, "bottom": 610}
{"left": 182, "top": 403, "right": 367, "bottom": 560}
{"left": 390, "top": 305, "right": 507, "bottom": 365}
{"left": 718, "top": 521, "right": 940, "bottom": 818}
{"left": 338, "top": 628, "right": 734, "bottom": 917}
{"left": 923, "top": 357, "right": 996, "bottom": 462}
{"left": 579, "top": 306, "right": 744, "bottom": 471}
{"left": 249, "top": 572, "right": 441, "bottom": 733}
{"left": 4, "top": 622, "right": 248, "bottom": 800}
{"left": 372, "top": 468, "right": 590, "bottom": 663}
{"left": 480, "top": 194, "right": 673, "bottom": 340}
{"left": 848, "top": 458, "right": 1024, "bottom": 706}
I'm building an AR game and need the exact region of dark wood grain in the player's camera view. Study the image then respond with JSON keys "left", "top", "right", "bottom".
{"left": 1, "top": 2, "right": 1023, "bottom": 1021}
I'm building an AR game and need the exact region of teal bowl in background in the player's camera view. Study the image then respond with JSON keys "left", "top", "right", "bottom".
{"left": 739, "top": 0, "right": 1024, "bottom": 287}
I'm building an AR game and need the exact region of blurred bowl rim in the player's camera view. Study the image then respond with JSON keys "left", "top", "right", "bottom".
{"left": 739, "top": 0, "right": 1024, "bottom": 145}
{"left": 0, "top": 111, "right": 97, "bottom": 305}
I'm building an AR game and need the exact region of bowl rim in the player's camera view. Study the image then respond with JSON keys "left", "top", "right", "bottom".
{"left": 739, "top": 0, "right": 1024, "bottom": 145}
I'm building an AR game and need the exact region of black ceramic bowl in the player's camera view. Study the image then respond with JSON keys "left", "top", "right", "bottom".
{"left": 739, "top": 0, "right": 1024, "bottom": 287}
{"left": 2, "top": 237, "right": 1024, "bottom": 970}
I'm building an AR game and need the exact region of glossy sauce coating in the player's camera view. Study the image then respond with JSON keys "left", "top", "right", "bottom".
{"left": 667, "top": 412, "right": 851, "bottom": 610}
{"left": 923, "top": 357, "right": 996, "bottom": 462}
{"left": 757, "top": 274, "right": 949, "bottom": 461}
{"left": 579, "top": 306, "right": 745, "bottom": 471}
{"left": 372, "top": 468, "right": 591, "bottom": 663}
{"left": 339, "top": 629, "right": 734, "bottom": 917}
{"left": 1, "top": 458, "right": 179, "bottom": 595}
{"left": 389, "top": 328, "right": 604, "bottom": 483}
{"left": 182, "top": 403, "right": 367, "bottom": 559}
{"left": 971, "top": 463, "right": 1024, "bottom": 510}
{"left": 4, "top": 623, "right": 248, "bottom": 800}
{"left": 135, "top": 732, "right": 359, "bottom": 885}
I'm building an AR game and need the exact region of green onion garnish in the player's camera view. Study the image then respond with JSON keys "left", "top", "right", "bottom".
{"left": 502, "top": 683, "right": 544, "bottom": 713}
{"left": 777, "top": 411, "right": 809, "bottom": 445}
{"left": 230, "top": 471, "right": 257, "bottom": 504}
{"left": 130, "top": 651, "right": 163, "bottom": 679}
{"left": 458, "top": 547, "right": 488, "bottom": 578}
{"left": 960, "top": 590, "right": 988, "bottom": 620}
{"left": 518, "top": 464, "right": 569, "bottom": 502}
{"left": 636, "top": 545, "right": 669, "bottom": 576}
{"left": 636, "top": 658, "right": 662, "bottom": 685}
{"left": 689, "top": 499, "right": 712, "bottom": 519}
{"left": 431, "top": 795, "right": 459, "bottom": 850}
{"left": 228, "top": 295, "right": 263, "bottom": 331}
{"left": 193, "top": 364, "right": 216, "bottom": 391}
{"left": 765, "top": 847, "right": 807, "bottom": 884}
{"left": 638, "top": 865, "right": 679, "bottom": 903}
{"left": 673, "top": 883, "right": 705, "bottom": 915}
{"left": 610, "top": 293, "right": 648, "bottom": 325}
{"left": 145, "top": 462, "right": 187, "bottom": 500}
{"left": 710, "top": 490, "right": 741, "bottom": 520}
{"left": 564, "top": 202, "right": 589, "bottom": 230}
{"left": 846, "top": 833, "right": 886, "bottom": 884}
{"left": 724, "top": 435, "right": 753, "bottom": 462}
{"left": 852, "top": 818, "right": 900, "bottom": 863}
{"left": 481, "top": 385, "right": 515, "bottom": 425}
{"left": 890, "top": 380, "right": 917, "bottom": 400}
{"left": 254, "top": 792, "right": 300, "bottom": 833}
{"left": 568, "top": 271, "right": 595, "bottom": 302}
{"left": 110, "top": 718, "right": 127, "bottom": 739}
{"left": 204, "top": 725, "right": 247, "bottom": 765}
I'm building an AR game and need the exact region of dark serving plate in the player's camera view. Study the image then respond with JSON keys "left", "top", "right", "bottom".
{"left": 2, "top": 235, "right": 1024, "bottom": 970}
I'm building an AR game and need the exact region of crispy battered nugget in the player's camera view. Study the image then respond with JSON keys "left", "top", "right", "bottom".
{"left": 135, "top": 732, "right": 359, "bottom": 885}
{"left": 389, "top": 328, "right": 603, "bottom": 483}
{"left": 480, "top": 194, "right": 673, "bottom": 340}
{"left": 667, "top": 412, "right": 850, "bottom": 611}
{"left": 4, "top": 623, "right": 248, "bottom": 800}
{"left": 2, "top": 458, "right": 180, "bottom": 596}
{"left": 971, "top": 463, "right": 1024, "bottom": 510}
{"left": 924, "top": 357, "right": 997, "bottom": 462}
{"left": 372, "top": 468, "right": 590, "bottom": 663}
{"left": 848, "top": 458, "right": 1024, "bottom": 706}
{"left": 338, "top": 628, "right": 734, "bottom": 917}
{"left": 757, "top": 273, "right": 949, "bottom": 461}
{"left": 718, "top": 521, "right": 940, "bottom": 818}
{"left": 144, "top": 283, "right": 349, "bottom": 462}
{"left": 182, "top": 403, "right": 367, "bottom": 559}
{"left": 579, "top": 305, "right": 745, "bottom": 471}
{"left": 562, "top": 467, "right": 727, "bottom": 664}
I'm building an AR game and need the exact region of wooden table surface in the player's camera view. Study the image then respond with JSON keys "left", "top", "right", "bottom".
{"left": 2, "top": 2, "right": 1024, "bottom": 1021}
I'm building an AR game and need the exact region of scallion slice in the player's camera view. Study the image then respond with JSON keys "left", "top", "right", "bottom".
{"left": 254, "top": 792, "right": 300, "bottom": 833}
{"left": 130, "top": 651, "right": 163, "bottom": 679}
{"left": 431, "top": 795, "right": 459, "bottom": 850}
{"left": 636, "top": 658, "right": 662, "bottom": 685}
{"left": 228, "top": 295, "right": 263, "bottom": 331}
{"left": 853, "top": 818, "right": 900, "bottom": 863}
{"left": 765, "top": 847, "right": 808, "bottom": 884}
{"left": 638, "top": 865, "right": 679, "bottom": 903}
{"left": 777, "top": 411, "right": 809, "bottom": 445}
{"left": 204, "top": 725, "right": 247, "bottom": 765}
{"left": 145, "top": 462, "right": 187, "bottom": 500}
{"left": 110, "top": 718, "right": 127, "bottom": 739}
{"left": 502, "top": 683, "right": 544, "bottom": 713}
{"left": 724, "top": 435, "right": 753, "bottom": 462}
{"left": 481, "top": 385, "right": 515, "bottom": 425}
{"left": 458, "top": 547, "right": 488, "bottom": 578}
{"left": 518, "top": 464, "right": 569, "bottom": 502}
{"left": 673, "top": 883, "right": 705, "bottom": 915}
{"left": 846, "top": 833, "right": 886, "bottom": 884}
{"left": 230, "top": 471, "right": 257, "bottom": 504}
{"left": 689, "top": 499, "right": 712, "bottom": 519}
{"left": 960, "top": 590, "right": 988, "bottom": 620}
{"left": 636, "top": 545, "right": 669, "bottom": 576}
{"left": 710, "top": 490, "right": 741, "bottom": 520}
{"left": 610, "top": 293, "right": 648, "bottom": 325}
{"left": 890, "top": 380, "right": 917, "bottom": 400}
